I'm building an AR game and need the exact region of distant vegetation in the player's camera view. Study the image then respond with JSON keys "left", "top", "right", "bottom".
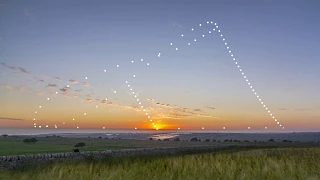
{"left": 23, "top": 138, "right": 38, "bottom": 144}
{"left": 2, "top": 134, "right": 8, "bottom": 138}
{"left": 74, "top": 142, "right": 86, "bottom": 148}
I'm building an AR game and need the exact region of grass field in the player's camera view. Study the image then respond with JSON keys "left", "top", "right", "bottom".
{"left": 1, "top": 136, "right": 320, "bottom": 156}
{"left": 1, "top": 146, "right": 319, "bottom": 180}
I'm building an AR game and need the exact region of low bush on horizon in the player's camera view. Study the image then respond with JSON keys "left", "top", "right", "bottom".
{"left": 1, "top": 147, "right": 319, "bottom": 180}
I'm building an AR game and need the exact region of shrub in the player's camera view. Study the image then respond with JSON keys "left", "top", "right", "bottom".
{"left": 73, "top": 149, "right": 80, "bottom": 152}
{"left": 268, "top": 139, "right": 275, "bottom": 142}
{"left": 205, "top": 139, "right": 210, "bottom": 142}
{"left": 224, "top": 139, "right": 229, "bottom": 142}
{"left": 174, "top": 137, "right": 180, "bottom": 141}
{"left": 2, "top": 134, "right": 8, "bottom": 138}
{"left": 190, "top": 137, "right": 198, "bottom": 142}
{"left": 23, "top": 138, "right": 38, "bottom": 144}
{"left": 149, "top": 138, "right": 153, "bottom": 140}
{"left": 74, "top": 142, "right": 86, "bottom": 148}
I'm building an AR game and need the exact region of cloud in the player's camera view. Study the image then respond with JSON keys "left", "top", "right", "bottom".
{"left": 69, "top": 79, "right": 78, "bottom": 84}
{"left": 18, "top": 67, "right": 29, "bottom": 74}
{"left": 3, "top": 84, "right": 12, "bottom": 89}
{"left": 24, "top": 9, "right": 29, "bottom": 16}
{"left": 47, "top": 84, "right": 57, "bottom": 88}
{"left": 60, "top": 87, "right": 69, "bottom": 93}
{"left": 86, "top": 98, "right": 93, "bottom": 102}
{"left": 205, "top": 106, "right": 215, "bottom": 110}
{"left": 0, "top": 117, "right": 25, "bottom": 121}
{"left": 172, "top": 22, "right": 182, "bottom": 28}
{"left": 0, "top": 62, "right": 15, "bottom": 70}
{"left": 194, "top": 108, "right": 202, "bottom": 112}
{"left": 82, "top": 82, "right": 89, "bottom": 87}
{"left": 39, "top": 79, "right": 44, "bottom": 82}
{"left": 278, "top": 108, "right": 287, "bottom": 111}
{"left": 75, "top": 89, "right": 82, "bottom": 92}
{"left": 54, "top": 77, "right": 62, "bottom": 81}
{"left": 294, "top": 108, "right": 310, "bottom": 111}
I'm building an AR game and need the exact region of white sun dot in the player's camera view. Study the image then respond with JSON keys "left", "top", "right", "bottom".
{"left": 223, "top": 127, "right": 225, "bottom": 129}
{"left": 73, "top": 118, "right": 75, "bottom": 120}
{"left": 104, "top": 69, "right": 107, "bottom": 72}
{"left": 141, "top": 59, "right": 143, "bottom": 61}
{"left": 199, "top": 24, "right": 202, "bottom": 26}
{"left": 84, "top": 113, "right": 86, "bottom": 115}
{"left": 137, "top": 99, "right": 139, "bottom": 101}
{"left": 209, "top": 31, "right": 211, "bottom": 33}
{"left": 39, "top": 106, "right": 41, "bottom": 108}
{"left": 133, "top": 75, "right": 136, "bottom": 77}
{"left": 181, "top": 34, "right": 184, "bottom": 37}
{"left": 211, "top": 21, "right": 213, "bottom": 24}
{"left": 202, "top": 35, "right": 205, "bottom": 37}
{"left": 178, "top": 127, "right": 180, "bottom": 130}
{"left": 225, "top": 43, "right": 228, "bottom": 45}
{"left": 219, "top": 30, "right": 221, "bottom": 33}
{"left": 103, "top": 127, "right": 105, "bottom": 129}
{"left": 216, "top": 26, "right": 219, "bottom": 28}
{"left": 272, "top": 116, "right": 275, "bottom": 119}
{"left": 35, "top": 111, "right": 37, "bottom": 114}
{"left": 188, "top": 43, "right": 191, "bottom": 45}
{"left": 85, "top": 77, "right": 88, "bottom": 80}
{"left": 46, "top": 125, "right": 48, "bottom": 128}
{"left": 277, "top": 122, "right": 279, "bottom": 124}
{"left": 56, "top": 91, "right": 58, "bottom": 94}
{"left": 176, "top": 48, "right": 178, "bottom": 50}
{"left": 150, "top": 120, "right": 152, "bottom": 122}
{"left": 96, "top": 106, "right": 98, "bottom": 108}
{"left": 131, "top": 61, "right": 134, "bottom": 63}
{"left": 221, "top": 34, "right": 223, "bottom": 37}
{"left": 139, "top": 102, "right": 141, "bottom": 104}
{"left": 116, "top": 65, "right": 119, "bottom": 67}
{"left": 77, "top": 127, "right": 79, "bottom": 129}
{"left": 147, "top": 63, "right": 150, "bottom": 65}
{"left": 265, "top": 127, "right": 267, "bottom": 129}
{"left": 135, "top": 127, "right": 137, "bottom": 130}
{"left": 170, "top": 43, "right": 173, "bottom": 45}
{"left": 248, "top": 83, "right": 250, "bottom": 85}
{"left": 202, "top": 127, "right": 204, "bottom": 129}
{"left": 47, "top": 98, "right": 50, "bottom": 100}
{"left": 194, "top": 39, "right": 197, "bottom": 42}
{"left": 213, "top": 29, "right": 216, "bottom": 31}
{"left": 191, "top": 28, "right": 194, "bottom": 31}
{"left": 125, "top": 81, "right": 128, "bottom": 83}
{"left": 33, "top": 118, "right": 35, "bottom": 120}
{"left": 268, "top": 111, "right": 270, "bottom": 113}
{"left": 229, "top": 51, "right": 232, "bottom": 53}
{"left": 207, "top": 21, "right": 209, "bottom": 24}
{"left": 248, "top": 127, "right": 250, "bottom": 129}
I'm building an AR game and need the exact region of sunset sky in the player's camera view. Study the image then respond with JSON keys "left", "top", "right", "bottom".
{"left": 0, "top": 0, "right": 320, "bottom": 131}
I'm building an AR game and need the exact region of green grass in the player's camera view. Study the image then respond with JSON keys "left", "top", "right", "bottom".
{"left": 1, "top": 136, "right": 320, "bottom": 156}
{"left": 1, "top": 147, "right": 319, "bottom": 180}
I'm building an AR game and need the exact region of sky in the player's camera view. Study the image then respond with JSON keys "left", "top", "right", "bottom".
{"left": 0, "top": 0, "right": 320, "bottom": 132}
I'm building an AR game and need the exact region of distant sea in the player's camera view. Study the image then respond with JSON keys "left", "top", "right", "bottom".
{"left": 0, "top": 128, "right": 319, "bottom": 136}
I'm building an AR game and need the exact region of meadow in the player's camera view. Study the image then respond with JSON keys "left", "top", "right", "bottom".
{"left": 0, "top": 146, "right": 319, "bottom": 180}
{"left": 1, "top": 135, "right": 319, "bottom": 156}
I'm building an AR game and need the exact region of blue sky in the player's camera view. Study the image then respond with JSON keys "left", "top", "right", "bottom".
{"left": 0, "top": 0, "right": 319, "bottom": 131}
